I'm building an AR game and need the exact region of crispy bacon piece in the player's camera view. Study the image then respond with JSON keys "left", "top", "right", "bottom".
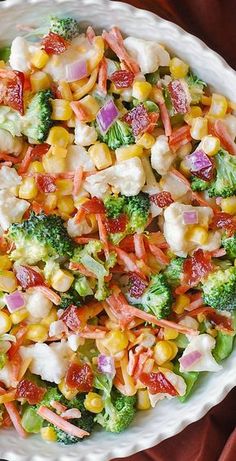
{"left": 150, "top": 191, "right": 174, "bottom": 208}
{"left": 0, "top": 69, "right": 25, "bottom": 115}
{"left": 183, "top": 249, "right": 213, "bottom": 288}
{"left": 105, "top": 214, "right": 128, "bottom": 233}
{"left": 36, "top": 174, "right": 56, "bottom": 193}
{"left": 16, "top": 379, "right": 46, "bottom": 405}
{"left": 123, "top": 104, "right": 150, "bottom": 136}
{"left": 15, "top": 265, "right": 44, "bottom": 289}
{"left": 110, "top": 69, "right": 135, "bottom": 88}
{"left": 65, "top": 362, "right": 93, "bottom": 392}
{"left": 42, "top": 32, "right": 69, "bottom": 55}
{"left": 139, "top": 371, "right": 178, "bottom": 395}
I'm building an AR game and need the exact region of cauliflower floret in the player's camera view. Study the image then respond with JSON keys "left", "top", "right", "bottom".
{"left": 0, "top": 128, "right": 23, "bottom": 155}
{"left": 163, "top": 202, "right": 220, "bottom": 257}
{"left": 0, "top": 363, "right": 13, "bottom": 388}
{"left": 124, "top": 37, "right": 170, "bottom": 74}
{"left": 25, "top": 288, "right": 52, "bottom": 320}
{"left": 0, "top": 166, "right": 22, "bottom": 190}
{"left": 0, "top": 190, "right": 29, "bottom": 231}
{"left": 20, "top": 342, "right": 72, "bottom": 384}
{"left": 179, "top": 334, "right": 222, "bottom": 372}
{"left": 74, "top": 120, "right": 98, "bottom": 147}
{"left": 9, "top": 36, "right": 39, "bottom": 73}
{"left": 148, "top": 370, "right": 186, "bottom": 407}
{"left": 160, "top": 172, "right": 190, "bottom": 201}
{"left": 67, "top": 215, "right": 92, "bottom": 238}
{"left": 84, "top": 157, "right": 145, "bottom": 198}
{"left": 68, "top": 334, "right": 81, "bottom": 352}
{"left": 221, "top": 114, "right": 236, "bottom": 140}
{"left": 66, "top": 145, "right": 94, "bottom": 171}
{"left": 151, "top": 135, "right": 175, "bottom": 176}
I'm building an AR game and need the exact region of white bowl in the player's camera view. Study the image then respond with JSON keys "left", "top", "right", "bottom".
{"left": 0, "top": 1, "right": 236, "bottom": 460}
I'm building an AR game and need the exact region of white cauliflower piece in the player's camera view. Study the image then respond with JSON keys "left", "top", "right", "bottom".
{"left": 141, "top": 157, "right": 162, "bottom": 217}
{"left": 148, "top": 369, "right": 186, "bottom": 407}
{"left": 0, "top": 363, "right": 13, "bottom": 388}
{"left": 25, "top": 288, "right": 52, "bottom": 320}
{"left": 0, "top": 190, "right": 29, "bottom": 231}
{"left": 74, "top": 120, "right": 98, "bottom": 147}
{"left": 67, "top": 215, "right": 92, "bottom": 238}
{"left": 163, "top": 202, "right": 220, "bottom": 256}
{"left": 179, "top": 334, "right": 222, "bottom": 372}
{"left": 0, "top": 166, "right": 22, "bottom": 190}
{"left": 20, "top": 342, "right": 71, "bottom": 384}
{"left": 160, "top": 172, "right": 190, "bottom": 200}
{"left": 68, "top": 334, "right": 81, "bottom": 352}
{"left": 9, "top": 36, "right": 39, "bottom": 73}
{"left": 84, "top": 157, "right": 146, "bottom": 198}
{"left": 124, "top": 37, "right": 170, "bottom": 74}
{"left": 221, "top": 114, "right": 236, "bottom": 140}
{"left": 0, "top": 128, "right": 23, "bottom": 155}
{"left": 151, "top": 135, "right": 175, "bottom": 176}
{"left": 66, "top": 145, "right": 94, "bottom": 172}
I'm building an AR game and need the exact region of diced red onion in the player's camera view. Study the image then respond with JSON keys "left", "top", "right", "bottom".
{"left": 98, "top": 354, "right": 115, "bottom": 376}
{"left": 182, "top": 211, "right": 198, "bottom": 225}
{"left": 61, "top": 408, "right": 82, "bottom": 420}
{"left": 96, "top": 99, "right": 119, "bottom": 134}
{"left": 179, "top": 350, "right": 202, "bottom": 369}
{"left": 49, "top": 320, "right": 68, "bottom": 337}
{"left": 187, "top": 149, "right": 212, "bottom": 172}
{"left": 5, "top": 291, "right": 25, "bottom": 313}
{"left": 65, "top": 59, "right": 88, "bottom": 83}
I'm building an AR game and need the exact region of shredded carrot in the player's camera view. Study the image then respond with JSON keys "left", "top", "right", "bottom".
{"left": 4, "top": 401, "right": 27, "bottom": 438}
{"left": 134, "top": 234, "right": 146, "bottom": 261}
{"left": 50, "top": 400, "right": 68, "bottom": 414}
{"left": 96, "top": 213, "right": 109, "bottom": 258}
{"left": 73, "top": 167, "right": 83, "bottom": 196}
{"left": 169, "top": 125, "right": 191, "bottom": 147}
{"left": 111, "top": 246, "right": 144, "bottom": 276}
{"left": 37, "top": 406, "right": 89, "bottom": 438}
{"left": 0, "top": 390, "right": 17, "bottom": 405}
{"left": 36, "top": 285, "right": 61, "bottom": 305}
{"left": 73, "top": 236, "right": 100, "bottom": 244}
{"left": 70, "top": 101, "right": 90, "bottom": 122}
{"left": 97, "top": 57, "right": 108, "bottom": 94}
{"left": 148, "top": 243, "right": 170, "bottom": 265}
{"left": 102, "top": 28, "right": 140, "bottom": 74}
{"left": 171, "top": 168, "right": 191, "bottom": 187}
{"left": 68, "top": 261, "right": 96, "bottom": 277}
{"left": 80, "top": 325, "right": 107, "bottom": 339}
{"left": 8, "top": 325, "right": 28, "bottom": 360}
{"left": 74, "top": 208, "right": 86, "bottom": 224}
{"left": 0, "top": 152, "right": 20, "bottom": 164}
{"left": 17, "top": 146, "right": 33, "bottom": 174}
{"left": 10, "top": 351, "right": 22, "bottom": 385}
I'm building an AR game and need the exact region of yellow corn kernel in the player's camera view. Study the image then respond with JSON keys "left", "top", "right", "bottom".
{"left": 74, "top": 196, "right": 89, "bottom": 209}
{"left": 188, "top": 225, "right": 208, "bottom": 245}
{"left": 161, "top": 361, "right": 174, "bottom": 371}
{"left": 31, "top": 49, "right": 49, "bottom": 69}
{"left": 109, "top": 82, "right": 123, "bottom": 95}
{"left": 200, "top": 135, "right": 220, "bottom": 156}
{"left": 0, "top": 311, "right": 12, "bottom": 335}
{"left": 28, "top": 161, "right": 45, "bottom": 173}
{"left": 46, "top": 126, "right": 70, "bottom": 148}
{"left": 136, "top": 133, "right": 155, "bottom": 149}
{"left": 40, "top": 427, "right": 57, "bottom": 442}
{"left": 132, "top": 81, "right": 152, "bottom": 102}
{"left": 84, "top": 392, "right": 104, "bottom": 413}
{"left": 30, "top": 71, "right": 51, "bottom": 92}
{"left": 190, "top": 106, "right": 203, "bottom": 118}
{"left": 163, "top": 327, "right": 179, "bottom": 340}
{"left": 44, "top": 193, "right": 57, "bottom": 211}
{"left": 77, "top": 95, "right": 100, "bottom": 121}
{"left": 179, "top": 159, "right": 191, "bottom": 177}
{"left": 208, "top": 93, "right": 228, "bottom": 118}
{"left": 26, "top": 324, "right": 48, "bottom": 343}
{"left": 221, "top": 196, "right": 236, "bottom": 215}
{"left": 18, "top": 177, "right": 38, "bottom": 200}
{"left": 57, "top": 196, "right": 75, "bottom": 215}
{"left": 73, "top": 68, "right": 98, "bottom": 100}
{"left": 173, "top": 294, "right": 190, "bottom": 314}
{"left": 201, "top": 95, "right": 212, "bottom": 106}
{"left": 51, "top": 146, "right": 67, "bottom": 158}
{"left": 0, "top": 271, "right": 17, "bottom": 292}
{"left": 51, "top": 269, "right": 74, "bottom": 292}
{"left": 154, "top": 340, "right": 178, "bottom": 365}
{"left": 41, "top": 307, "right": 58, "bottom": 327}
{"left": 0, "top": 255, "right": 12, "bottom": 271}
{"left": 51, "top": 99, "right": 73, "bottom": 121}
{"left": 42, "top": 153, "right": 66, "bottom": 174}
{"left": 206, "top": 327, "right": 217, "bottom": 337}
{"left": 58, "top": 80, "right": 73, "bottom": 101}
{"left": 137, "top": 389, "right": 151, "bottom": 410}
{"left": 177, "top": 142, "right": 192, "bottom": 159}
{"left": 11, "top": 308, "right": 28, "bottom": 325}
{"left": 0, "top": 61, "right": 5, "bottom": 68}
{"left": 190, "top": 117, "right": 208, "bottom": 140}
{"left": 89, "top": 142, "right": 112, "bottom": 170}
{"left": 102, "top": 330, "right": 129, "bottom": 355}
{"left": 58, "top": 378, "right": 78, "bottom": 400}
{"left": 115, "top": 144, "right": 143, "bottom": 162}
{"left": 170, "top": 57, "right": 189, "bottom": 79}
{"left": 55, "top": 179, "right": 73, "bottom": 196}
{"left": 183, "top": 113, "right": 193, "bottom": 125}
{"left": 197, "top": 313, "right": 206, "bottom": 323}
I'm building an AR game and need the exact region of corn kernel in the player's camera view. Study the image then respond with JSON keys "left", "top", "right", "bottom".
{"left": 190, "top": 117, "right": 208, "bottom": 140}
{"left": 58, "top": 80, "right": 73, "bottom": 101}
{"left": 41, "top": 307, "right": 58, "bottom": 327}
{"left": 57, "top": 196, "right": 75, "bottom": 215}
{"left": 46, "top": 126, "right": 70, "bottom": 148}
{"left": 51, "top": 99, "right": 73, "bottom": 121}
{"left": 201, "top": 96, "right": 212, "bottom": 106}
{"left": 177, "top": 142, "right": 192, "bottom": 159}
{"left": 208, "top": 93, "right": 228, "bottom": 118}
{"left": 0, "top": 271, "right": 17, "bottom": 292}
{"left": 206, "top": 327, "right": 217, "bottom": 337}
{"left": 197, "top": 313, "right": 206, "bottom": 323}
{"left": 136, "top": 133, "right": 155, "bottom": 149}
{"left": 51, "top": 269, "right": 74, "bottom": 292}
{"left": 26, "top": 324, "right": 48, "bottom": 342}
{"left": 40, "top": 427, "right": 57, "bottom": 442}
{"left": 163, "top": 327, "right": 179, "bottom": 340}
{"left": 190, "top": 106, "right": 203, "bottom": 118}
{"left": 161, "top": 362, "right": 174, "bottom": 371}
{"left": 0, "top": 255, "right": 12, "bottom": 271}
{"left": 31, "top": 49, "right": 49, "bottom": 69}
{"left": 173, "top": 294, "right": 190, "bottom": 314}
{"left": 183, "top": 113, "right": 193, "bottom": 125}
{"left": 44, "top": 193, "right": 57, "bottom": 211}
{"left": 51, "top": 146, "right": 68, "bottom": 158}
{"left": 89, "top": 142, "right": 112, "bottom": 170}
{"left": 0, "top": 311, "right": 12, "bottom": 335}
{"left": 137, "top": 389, "right": 151, "bottom": 410}
{"left": 179, "top": 159, "right": 191, "bottom": 177}
{"left": 199, "top": 135, "right": 220, "bottom": 156}
{"left": 110, "top": 82, "right": 123, "bottom": 95}
{"left": 154, "top": 341, "right": 178, "bottom": 365}
{"left": 132, "top": 81, "right": 152, "bottom": 102}
{"left": 84, "top": 392, "right": 104, "bottom": 413}
{"left": 170, "top": 57, "right": 189, "bottom": 79}
{"left": 55, "top": 179, "right": 73, "bottom": 195}
{"left": 18, "top": 177, "right": 38, "bottom": 200}
{"left": 28, "top": 161, "right": 45, "bottom": 173}
{"left": 11, "top": 308, "right": 28, "bottom": 325}
{"left": 43, "top": 153, "right": 66, "bottom": 174}
{"left": 0, "top": 61, "right": 5, "bottom": 68}
{"left": 115, "top": 144, "right": 143, "bottom": 162}
{"left": 76, "top": 95, "right": 100, "bottom": 122}
{"left": 30, "top": 71, "right": 51, "bottom": 92}
{"left": 221, "top": 196, "right": 236, "bottom": 215}
{"left": 58, "top": 378, "right": 78, "bottom": 400}
{"left": 187, "top": 225, "right": 208, "bottom": 244}
{"left": 102, "top": 330, "right": 129, "bottom": 355}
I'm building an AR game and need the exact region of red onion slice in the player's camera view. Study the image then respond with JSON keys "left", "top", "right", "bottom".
{"left": 179, "top": 350, "right": 202, "bottom": 370}
{"left": 66, "top": 59, "right": 88, "bottom": 83}
{"left": 182, "top": 210, "right": 199, "bottom": 225}
{"left": 98, "top": 354, "right": 115, "bottom": 376}
{"left": 5, "top": 291, "right": 25, "bottom": 313}
{"left": 187, "top": 149, "right": 212, "bottom": 172}
{"left": 96, "top": 99, "right": 119, "bottom": 134}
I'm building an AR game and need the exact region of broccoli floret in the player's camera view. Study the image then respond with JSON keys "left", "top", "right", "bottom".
{"left": 104, "top": 194, "right": 126, "bottom": 219}
{"left": 164, "top": 257, "right": 185, "bottom": 288}
{"left": 190, "top": 176, "right": 210, "bottom": 192}
{"left": 97, "top": 120, "right": 135, "bottom": 150}
{"left": 59, "top": 288, "right": 81, "bottom": 309}
{"left": 0, "top": 46, "right": 11, "bottom": 62}
{"left": 50, "top": 17, "right": 80, "bottom": 40}
{"left": 186, "top": 72, "right": 207, "bottom": 104}
{"left": 125, "top": 192, "right": 150, "bottom": 232}
{"left": 222, "top": 233, "right": 236, "bottom": 259}
{"left": 95, "top": 386, "right": 136, "bottom": 433}
{"left": 8, "top": 212, "right": 74, "bottom": 264}
{"left": 202, "top": 266, "right": 236, "bottom": 311}
{"left": 208, "top": 149, "right": 236, "bottom": 198}
{"left": 141, "top": 273, "right": 172, "bottom": 319}
{"left": 22, "top": 90, "right": 53, "bottom": 142}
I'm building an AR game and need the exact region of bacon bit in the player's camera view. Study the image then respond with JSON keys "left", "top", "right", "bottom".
{"left": 60, "top": 305, "right": 81, "bottom": 331}
{"left": 119, "top": 235, "right": 135, "bottom": 253}
{"left": 73, "top": 167, "right": 83, "bottom": 196}
{"left": 0, "top": 69, "right": 25, "bottom": 115}
{"left": 42, "top": 32, "right": 69, "bottom": 55}
{"left": 65, "top": 362, "right": 93, "bottom": 392}
{"left": 128, "top": 273, "right": 148, "bottom": 298}
{"left": 18, "top": 144, "right": 50, "bottom": 174}
{"left": 97, "top": 57, "right": 108, "bottom": 94}
{"left": 148, "top": 243, "right": 170, "bottom": 265}
{"left": 123, "top": 104, "right": 150, "bottom": 136}
{"left": 110, "top": 69, "right": 135, "bottom": 89}
{"left": 16, "top": 379, "right": 46, "bottom": 405}
{"left": 81, "top": 197, "right": 105, "bottom": 214}
{"left": 150, "top": 191, "right": 174, "bottom": 208}
{"left": 68, "top": 262, "right": 95, "bottom": 277}
{"left": 36, "top": 285, "right": 61, "bottom": 305}
{"left": 210, "top": 212, "right": 236, "bottom": 236}
{"left": 37, "top": 406, "right": 89, "bottom": 438}
{"left": 50, "top": 400, "right": 67, "bottom": 414}
{"left": 186, "top": 307, "right": 233, "bottom": 332}
{"left": 61, "top": 408, "right": 82, "bottom": 420}
{"left": 70, "top": 101, "right": 90, "bottom": 122}
{"left": 105, "top": 214, "right": 128, "bottom": 234}
{"left": 15, "top": 265, "right": 44, "bottom": 289}
{"left": 183, "top": 249, "right": 213, "bottom": 288}
{"left": 96, "top": 213, "right": 109, "bottom": 258}
{"left": 168, "top": 80, "right": 189, "bottom": 114}
{"left": 102, "top": 27, "right": 140, "bottom": 74}
{"left": 139, "top": 371, "right": 178, "bottom": 395}
{"left": 169, "top": 125, "right": 191, "bottom": 150}
{"left": 86, "top": 25, "right": 96, "bottom": 44}
{"left": 36, "top": 174, "right": 56, "bottom": 193}
{"left": 210, "top": 119, "right": 236, "bottom": 155}
{"left": 8, "top": 325, "right": 28, "bottom": 361}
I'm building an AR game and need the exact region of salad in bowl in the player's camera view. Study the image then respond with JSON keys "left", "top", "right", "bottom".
{"left": 0, "top": 14, "right": 235, "bottom": 446}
